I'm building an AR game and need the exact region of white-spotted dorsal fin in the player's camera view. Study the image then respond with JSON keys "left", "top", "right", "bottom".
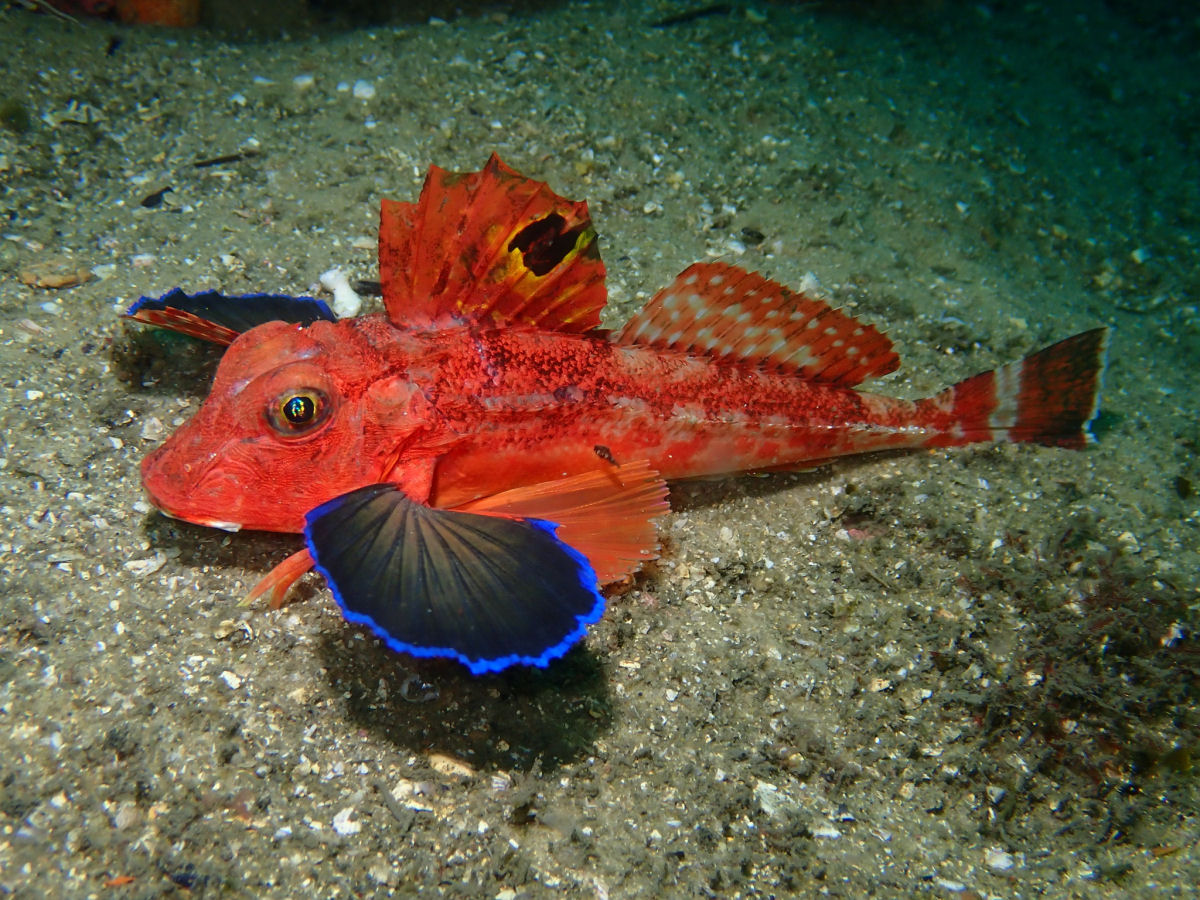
{"left": 616, "top": 262, "right": 899, "bottom": 386}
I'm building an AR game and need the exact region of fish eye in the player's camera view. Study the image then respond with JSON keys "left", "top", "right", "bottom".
{"left": 267, "top": 388, "right": 330, "bottom": 437}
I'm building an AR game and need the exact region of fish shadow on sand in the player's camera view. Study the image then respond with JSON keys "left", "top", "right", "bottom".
{"left": 317, "top": 632, "right": 611, "bottom": 772}
{"left": 111, "top": 327, "right": 225, "bottom": 397}
{"left": 142, "top": 512, "right": 611, "bottom": 771}
{"left": 667, "top": 451, "right": 913, "bottom": 514}
{"left": 142, "top": 513, "right": 300, "bottom": 581}
{"left": 668, "top": 467, "right": 832, "bottom": 513}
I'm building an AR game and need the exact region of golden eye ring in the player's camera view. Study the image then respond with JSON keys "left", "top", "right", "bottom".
{"left": 267, "top": 388, "right": 330, "bottom": 436}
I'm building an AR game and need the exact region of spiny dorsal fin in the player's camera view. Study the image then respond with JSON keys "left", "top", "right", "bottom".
{"left": 616, "top": 262, "right": 899, "bottom": 386}
{"left": 379, "top": 154, "right": 608, "bottom": 333}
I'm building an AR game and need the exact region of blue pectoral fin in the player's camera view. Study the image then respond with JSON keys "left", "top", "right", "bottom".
{"left": 303, "top": 484, "right": 605, "bottom": 675}
{"left": 125, "top": 288, "right": 337, "bottom": 345}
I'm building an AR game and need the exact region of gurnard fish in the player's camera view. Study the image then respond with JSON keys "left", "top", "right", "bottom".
{"left": 126, "top": 155, "right": 1107, "bottom": 674}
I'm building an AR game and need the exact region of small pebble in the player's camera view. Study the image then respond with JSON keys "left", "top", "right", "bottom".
{"left": 352, "top": 80, "right": 376, "bottom": 100}
{"left": 332, "top": 807, "right": 362, "bottom": 836}
{"left": 985, "top": 847, "right": 1015, "bottom": 871}
{"left": 429, "top": 753, "right": 475, "bottom": 779}
{"left": 124, "top": 554, "right": 166, "bottom": 576}
{"left": 934, "top": 878, "right": 966, "bottom": 892}
{"left": 319, "top": 268, "right": 363, "bottom": 318}
{"left": 219, "top": 670, "right": 243, "bottom": 690}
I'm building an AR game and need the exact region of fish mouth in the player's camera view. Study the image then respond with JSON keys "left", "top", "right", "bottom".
{"left": 141, "top": 443, "right": 249, "bottom": 533}
{"left": 152, "top": 506, "right": 243, "bottom": 532}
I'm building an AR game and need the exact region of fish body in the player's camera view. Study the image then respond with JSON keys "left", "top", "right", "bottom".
{"left": 129, "top": 155, "right": 1107, "bottom": 674}
{"left": 142, "top": 302, "right": 1099, "bottom": 528}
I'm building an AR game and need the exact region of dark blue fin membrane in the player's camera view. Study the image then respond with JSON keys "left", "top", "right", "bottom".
{"left": 125, "top": 288, "right": 336, "bottom": 344}
{"left": 304, "top": 483, "right": 605, "bottom": 675}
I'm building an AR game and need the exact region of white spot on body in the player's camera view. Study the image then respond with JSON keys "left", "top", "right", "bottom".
{"left": 610, "top": 396, "right": 651, "bottom": 413}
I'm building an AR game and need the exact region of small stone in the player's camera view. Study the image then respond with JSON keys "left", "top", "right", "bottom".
{"left": 124, "top": 553, "right": 166, "bottom": 576}
{"left": 352, "top": 80, "right": 376, "bottom": 100}
{"left": 219, "top": 670, "right": 243, "bottom": 690}
{"left": 112, "top": 801, "right": 142, "bottom": 831}
{"left": 429, "top": 753, "right": 475, "bottom": 779}
{"left": 319, "top": 267, "right": 362, "bottom": 318}
{"left": 19, "top": 259, "right": 94, "bottom": 289}
{"left": 140, "top": 416, "right": 165, "bottom": 441}
{"left": 332, "top": 807, "right": 362, "bottom": 836}
{"left": 985, "top": 847, "right": 1015, "bottom": 871}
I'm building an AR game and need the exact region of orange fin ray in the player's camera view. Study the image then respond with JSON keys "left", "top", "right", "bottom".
{"left": 379, "top": 154, "right": 608, "bottom": 333}
{"left": 243, "top": 547, "right": 315, "bottom": 609}
{"left": 126, "top": 307, "right": 239, "bottom": 345}
{"left": 617, "top": 261, "right": 899, "bottom": 385}
{"left": 455, "top": 460, "right": 670, "bottom": 584}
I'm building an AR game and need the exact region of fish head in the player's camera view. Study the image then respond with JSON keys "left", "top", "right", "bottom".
{"left": 141, "top": 317, "right": 412, "bottom": 533}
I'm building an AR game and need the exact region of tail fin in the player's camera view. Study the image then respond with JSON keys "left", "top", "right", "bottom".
{"left": 922, "top": 328, "right": 1109, "bottom": 450}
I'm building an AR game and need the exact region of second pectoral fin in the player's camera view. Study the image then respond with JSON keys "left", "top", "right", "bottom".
{"left": 303, "top": 483, "right": 605, "bottom": 675}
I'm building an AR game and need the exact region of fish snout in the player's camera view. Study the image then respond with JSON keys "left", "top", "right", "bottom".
{"left": 140, "top": 431, "right": 243, "bottom": 529}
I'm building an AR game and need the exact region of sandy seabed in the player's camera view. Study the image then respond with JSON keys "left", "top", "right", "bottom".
{"left": 1, "top": 1, "right": 1197, "bottom": 896}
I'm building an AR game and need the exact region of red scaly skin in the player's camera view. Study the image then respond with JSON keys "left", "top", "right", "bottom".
{"left": 141, "top": 311, "right": 966, "bottom": 534}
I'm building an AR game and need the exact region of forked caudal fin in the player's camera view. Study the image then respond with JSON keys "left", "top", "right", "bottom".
{"left": 922, "top": 327, "right": 1109, "bottom": 450}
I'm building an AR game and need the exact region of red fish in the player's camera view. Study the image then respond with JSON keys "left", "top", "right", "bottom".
{"left": 127, "top": 155, "right": 1107, "bottom": 674}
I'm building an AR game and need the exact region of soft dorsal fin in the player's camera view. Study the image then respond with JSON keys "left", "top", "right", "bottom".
{"left": 617, "top": 262, "right": 900, "bottom": 385}
{"left": 379, "top": 154, "right": 608, "bottom": 333}
{"left": 455, "top": 460, "right": 669, "bottom": 584}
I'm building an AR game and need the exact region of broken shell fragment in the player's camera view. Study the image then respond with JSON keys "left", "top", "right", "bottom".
{"left": 19, "top": 259, "right": 95, "bottom": 289}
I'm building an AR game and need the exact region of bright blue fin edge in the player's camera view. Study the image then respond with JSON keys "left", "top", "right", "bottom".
{"left": 302, "top": 486, "right": 605, "bottom": 676}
